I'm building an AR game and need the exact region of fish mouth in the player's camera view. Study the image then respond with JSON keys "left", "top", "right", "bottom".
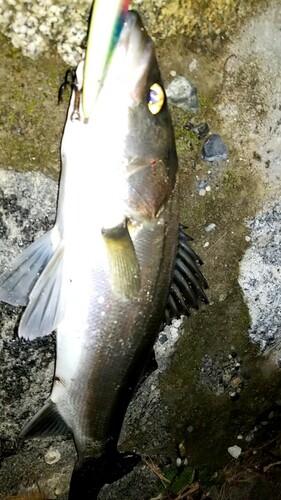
{"left": 120, "top": 10, "right": 152, "bottom": 60}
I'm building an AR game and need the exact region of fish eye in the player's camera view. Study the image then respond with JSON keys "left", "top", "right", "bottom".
{"left": 147, "top": 83, "right": 165, "bottom": 115}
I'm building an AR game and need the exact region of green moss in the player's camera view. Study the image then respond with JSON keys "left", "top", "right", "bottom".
{"left": 0, "top": 33, "right": 68, "bottom": 179}
{"left": 223, "top": 169, "right": 239, "bottom": 185}
{"left": 198, "top": 91, "right": 215, "bottom": 114}
{"left": 158, "top": 466, "right": 195, "bottom": 496}
{"left": 169, "top": 467, "right": 195, "bottom": 494}
{"left": 135, "top": 0, "right": 269, "bottom": 42}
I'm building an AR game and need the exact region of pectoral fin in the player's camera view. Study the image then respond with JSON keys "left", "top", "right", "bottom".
{"left": 18, "top": 242, "right": 65, "bottom": 340}
{"left": 102, "top": 222, "right": 140, "bottom": 299}
{"left": 0, "top": 228, "right": 60, "bottom": 306}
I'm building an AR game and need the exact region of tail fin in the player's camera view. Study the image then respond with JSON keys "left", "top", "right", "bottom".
{"left": 68, "top": 450, "right": 140, "bottom": 499}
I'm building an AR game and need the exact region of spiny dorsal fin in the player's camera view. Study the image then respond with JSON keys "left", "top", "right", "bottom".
{"left": 165, "top": 225, "right": 209, "bottom": 323}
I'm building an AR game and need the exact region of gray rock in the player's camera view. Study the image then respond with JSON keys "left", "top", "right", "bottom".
{"left": 227, "top": 445, "right": 242, "bottom": 458}
{"left": 166, "top": 75, "right": 199, "bottom": 112}
{"left": 239, "top": 201, "right": 281, "bottom": 353}
{"left": 201, "top": 134, "right": 228, "bottom": 162}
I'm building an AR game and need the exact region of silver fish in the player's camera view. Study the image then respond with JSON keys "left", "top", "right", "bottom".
{"left": 0, "top": 10, "right": 207, "bottom": 499}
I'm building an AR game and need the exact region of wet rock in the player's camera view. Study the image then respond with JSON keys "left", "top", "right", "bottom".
{"left": 166, "top": 76, "right": 199, "bottom": 112}
{"left": 201, "top": 134, "right": 228, "bottom": 162}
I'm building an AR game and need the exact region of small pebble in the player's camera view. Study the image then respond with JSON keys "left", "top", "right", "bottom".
{"left": 199, "top": 188, "right": 206, "bottom": 196}
{"left": 176, "top": 457, "right": 182, "bottom": 467}
{"left": 205, "top": 223, "right": 216, "bottom": 233}
{"left": 205, "top": 185, "right": 211, "bottom": 192}
{"left": 245, "top": 433, "right": 254, "bottom": 442}
{"left": 170, "top": 70, "right": 177, "bottom": 77}
{"left": 45, "top": 449, "right": 61, "bottom": 465}
{"left": 223, "top": 372, "right": 231, "bottom": 384}
{"left": 184, "top": 121, "right": 194, "bottom": 131}
{"left": 187, "top": 425, "right": 194, "bottom": 433}
{"left": 178, "top": 442, "right": 186, "bottom": 456}
{"left": 229, "top": 391, "right": 239, "bottom": 400}
{"left": 237, "top": 434, "right": 243, "bottom": 440}
{"left": 173, "top": 319, "right": 182, "bottom": 328}
{"left": 188, "top": 59, "right": 197, "bottom": 72}
{"left": 231, "top": 376, "right": 242, "bottom": 388}
{"left": 166, "top": 75, "right": 199, "bottom": 112}
{"left": 203, "top": 241, "right": 209, "bottom": 248}
{"left": 197, "top": 179, "right": 207, "bottom": 190}
{"left": 193, "top": 122, "right": 210, "bottom": 140}
{"left": 202, "top": 134, "right": 228, "bottom": 162}
{"left": 228, "top": 445, "right": 242, "bottom": 459}
{"left": 159, "top": 333, "right": 168, "bottom": 344}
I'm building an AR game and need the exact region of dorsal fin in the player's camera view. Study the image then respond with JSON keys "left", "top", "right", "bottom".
{"left": 165, "top": 225, "right": 209, "bottom": 323}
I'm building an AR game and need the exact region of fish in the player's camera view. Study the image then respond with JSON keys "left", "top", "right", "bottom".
{"left": 0, "top": 8, "right": 208, "bottom": 500}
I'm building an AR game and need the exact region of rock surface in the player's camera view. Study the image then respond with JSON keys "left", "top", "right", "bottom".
{"left": 0, "top": 1, "right": 267, "bottom": 65}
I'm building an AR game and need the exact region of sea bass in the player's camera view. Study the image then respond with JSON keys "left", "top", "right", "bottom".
{"left": 0, "top": 9, "right": 208, "bottom": 499}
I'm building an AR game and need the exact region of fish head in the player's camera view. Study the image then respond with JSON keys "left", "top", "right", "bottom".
{"left": 62, "top": 10, "right": 178, "bottom": 228}
{"left": 118, "top": 10, "right": 178, "bottom": 220}
{"left": 86, "top": 9, "right": 178, "bottom": 222}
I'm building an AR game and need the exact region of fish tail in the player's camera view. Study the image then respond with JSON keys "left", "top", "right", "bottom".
{"left": 68, "top": 449, "right": 140, "bottom": 499}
